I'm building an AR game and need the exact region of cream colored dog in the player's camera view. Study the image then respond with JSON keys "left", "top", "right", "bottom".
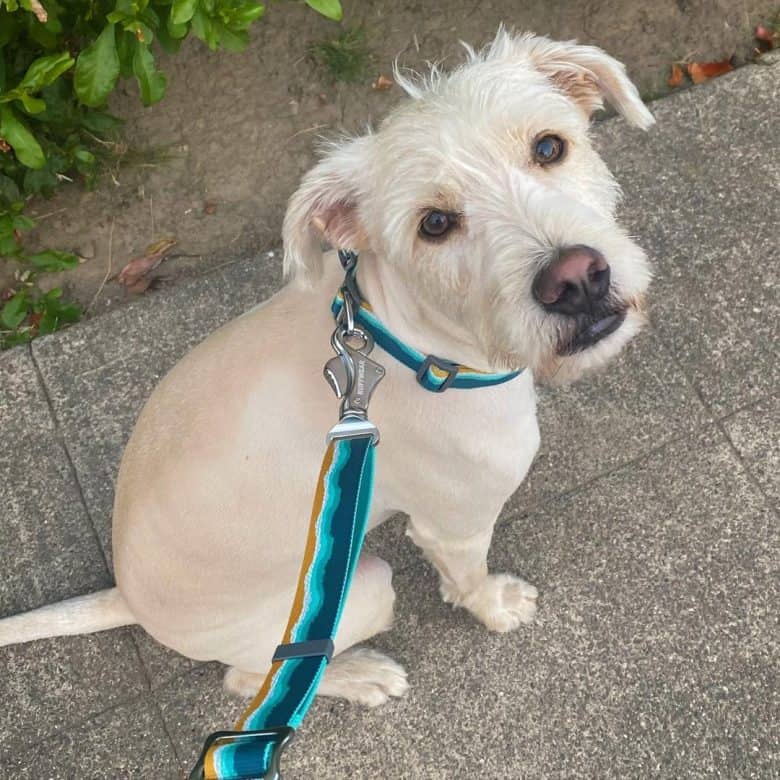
{"left": 0, "top": 30, "right": 653, "bottom": 707}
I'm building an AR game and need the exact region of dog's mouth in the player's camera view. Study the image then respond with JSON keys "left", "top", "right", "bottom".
{"left": 557, "top": 307, "right": 627, "bottom": 355}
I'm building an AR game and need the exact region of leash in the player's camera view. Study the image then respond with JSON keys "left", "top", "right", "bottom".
{"left": 190, "top": 251, "right": 522, "bottom": 779}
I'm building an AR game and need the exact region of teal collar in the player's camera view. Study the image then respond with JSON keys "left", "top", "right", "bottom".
{"left": 331, "top": 252, "right": 522, "bottom": 393}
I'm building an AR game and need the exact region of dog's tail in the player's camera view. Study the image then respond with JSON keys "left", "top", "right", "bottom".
{"left": 0, "top": 587, "right": 136, "bottom": 647}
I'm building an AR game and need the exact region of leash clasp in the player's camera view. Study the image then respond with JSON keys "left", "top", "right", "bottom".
{"left": 324, "top": 261, "right": 385, "bottom": 441}
{"left": 189, "top": 726, "right": 294, "bottom": 780}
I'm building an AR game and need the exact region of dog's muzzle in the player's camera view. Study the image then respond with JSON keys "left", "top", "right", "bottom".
{"left": 533, "top": 245, "right": 629, "bottom": 355}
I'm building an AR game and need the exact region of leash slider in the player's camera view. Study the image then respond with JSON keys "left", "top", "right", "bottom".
{"left": 272, "top": 638, "right": 335, "bottom": 663}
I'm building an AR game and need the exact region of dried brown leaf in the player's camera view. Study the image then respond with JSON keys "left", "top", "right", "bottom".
{"left": 117, "top": 237, "right": 176, "bottom": 288}
{"left": 687, "top": 59, "right": 733, "bottom": 84}
{"left": 372, "top": 74, "right": 393, "bottom": 91}
{"left": 667, "top": 63, "right": 685, "bottom": 88}
{"left": 125, "top": 277, "right": 153, "bottom": 295}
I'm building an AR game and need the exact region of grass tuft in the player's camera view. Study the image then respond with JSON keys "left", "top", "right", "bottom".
{"left": 310, "top": 27, "right": 372, "bottom": 83}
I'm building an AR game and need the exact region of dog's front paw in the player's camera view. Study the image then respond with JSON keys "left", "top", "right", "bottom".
{"left": 444, "top": 574, "right": 538, "bottom": 632}
{"left": 318, "top": 647, "right": 409, "bottom": 707}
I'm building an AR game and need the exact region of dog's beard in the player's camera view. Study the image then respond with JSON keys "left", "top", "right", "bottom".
{"left": 532, "top": 295, "right": 647, "bottom": 385}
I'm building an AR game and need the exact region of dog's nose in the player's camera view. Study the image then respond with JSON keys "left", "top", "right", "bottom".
{"left": 532, "top": 246, "right": 611, "bottom": 316}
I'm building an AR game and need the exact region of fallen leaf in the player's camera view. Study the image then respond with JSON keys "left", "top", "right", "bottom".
{"left": 372, "top": 74, "right": 393, "bottom": 91}
{"left": 668, "top": 63, "right": 685, "bottom": 88}
{"left": 687, "top": 59, "right": 733, "bottom": 84}
{"left": 125, "top": 277, "right": 152, "bottom": 295}
{"left": 143, "top": 237, "right": 176, "bottom": 257}
{"left": 203, "top": 201, "right": 217, "bottom": 215}
{"left": 117, "top": 237, "right": 176, "bottom": 289}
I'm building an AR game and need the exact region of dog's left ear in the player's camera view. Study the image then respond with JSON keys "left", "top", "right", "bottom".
{"left": 523, "top": 35, "right": 655, "bottom": 130}
{"left": 282, "top": 135, "right": 373, "bottom": 285}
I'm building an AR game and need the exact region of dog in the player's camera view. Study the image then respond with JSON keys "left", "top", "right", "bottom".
{"left": 0, "top": 29, "right": 653, "bottom": 708}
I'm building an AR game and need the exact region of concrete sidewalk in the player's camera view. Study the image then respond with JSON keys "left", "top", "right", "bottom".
{"left": 1, "top": 60, "right": 778, "bottom": 779}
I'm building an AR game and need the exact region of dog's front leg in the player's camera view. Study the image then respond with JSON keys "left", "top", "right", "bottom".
{"left": 406, "top": 517, "right": 537, "bottom": 632}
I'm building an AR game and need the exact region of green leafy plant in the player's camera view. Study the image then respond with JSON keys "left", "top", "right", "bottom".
{"left": 310, "top": 26, "right": 371, "bottom": 82}
{"left": 0, "top": 0, "right": 342, "bottom": 349}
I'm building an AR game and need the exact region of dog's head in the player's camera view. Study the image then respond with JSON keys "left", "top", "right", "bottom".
{"left": 283, "top": 29, "right": 653, "bottom": 383}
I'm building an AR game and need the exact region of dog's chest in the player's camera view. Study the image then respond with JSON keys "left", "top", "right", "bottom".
{"left": 368, "top": 368, "right": 540, "bottom": 525}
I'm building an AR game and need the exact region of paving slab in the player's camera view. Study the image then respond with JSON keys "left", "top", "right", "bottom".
{"left": 0, "top": 697, "right": 180, "bottom": 780}
{"left": 0, "top": 348, "right": 109, "bottom": 616}
{"left": 596, "top": 60, "right": 780, "bottom": 417}
{"left": 0, "top": 629, "right": 148, "bottom": 757}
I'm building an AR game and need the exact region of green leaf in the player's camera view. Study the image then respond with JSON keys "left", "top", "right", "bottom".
{"left": 12, "top": 213, "right": 34, "bottom": 231}
{"left": 191, "top": 8, "right": 218, "bottom": 49}
{"left": 214, "top": 21, "right": 247, "bottom": 52}
{"left": 74, "top": 148, "right": 95, "bottom": 163}
{"left": 1, "top": 291, "right": 30, "bottom": 329}
{"left": 123, "top": 19, "right": 154, "bottom": 44}
{"left": 0, "top": 11, "right": 21, "bottom": 48}
{"left": 79, "top": 108, "right": 123, "bottom": 134}
{"left": 139, "top": 6, "right": 160, "bottom": 28}
{"left": 2, "top": 330, "right": 33, "bottom": 347}
{"left": 74, "top": 24, "right": 120, "bottom": 107}
{"left": 0, "top": 233, "right": 22, "bottom": 255}
{"left": 157, "top": 21, "right": 183, "bottom": 53}
{"left": 0, "top": 105, "right": 45, "bottom": 169}
{"left": 0, "top": 214, "right": 13, "bottom": 237}
{"left": 131, "top": 41, "right": 167, "bottom": 105}
{"left": 27, "top": 249, "right": 79, "bottom": 271}
{"left": 18, "top": 52, "right": 75, "bottom": 93}
{"left": 116, "top": 28, "right": 135, "bottom": 78}
{"left": 0, "top": 54, "right": 5, "bottom": 92}
{"left": 166, "top": 16, "right": 188, "bottom": 40}
{"left": 23, "top": 165, "right": 59, "bottom": 196}
{"left": 0, "top": 174, "right": 21, "bottom": 205}
{"left": 27, "top": 19, "right": 61, "bottom": 48}
{"left": 170, "top": 0, "right": 196, "bottom": 25}
{"left": 222, "top": 2, "right": 264, "bottom": 29}
{"left": 0, "top": 90, "right": 47, "bottom": 114}
{"left": 305, "top": 0, "right": 342, "bottom": 21}
{"left": 36, "top": 287, "right": 81, "bottom": 334}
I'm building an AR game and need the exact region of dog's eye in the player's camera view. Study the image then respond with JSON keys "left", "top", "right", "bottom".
{"left": 419, "top": 210, "right": 456, "bottom": 239}
{"left": 533, "top": 134, "right": 565, "bottom": 165}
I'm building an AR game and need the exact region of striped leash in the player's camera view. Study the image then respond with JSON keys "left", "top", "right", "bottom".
{"left": 189, "top": 254, "right": 384, "bottom": 780}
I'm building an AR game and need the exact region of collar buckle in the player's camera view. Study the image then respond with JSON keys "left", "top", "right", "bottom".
{"left": 417, "top": 354, "right": 459, "bottom": 393}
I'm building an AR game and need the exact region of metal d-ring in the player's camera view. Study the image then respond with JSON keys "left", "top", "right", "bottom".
{"left": 331, "top": 325, "right": 374, "bottom": 361}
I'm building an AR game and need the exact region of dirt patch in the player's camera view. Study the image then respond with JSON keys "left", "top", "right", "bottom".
{"left": 12, "top": 0, "right": 776, "bottom": 315}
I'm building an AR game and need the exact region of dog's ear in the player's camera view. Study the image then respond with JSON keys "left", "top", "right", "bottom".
{"left": 509, "top": 33, "right": 654, "bottom": 130}
{"left": 282, "top": 136, "right": 373, "bottom": 285}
